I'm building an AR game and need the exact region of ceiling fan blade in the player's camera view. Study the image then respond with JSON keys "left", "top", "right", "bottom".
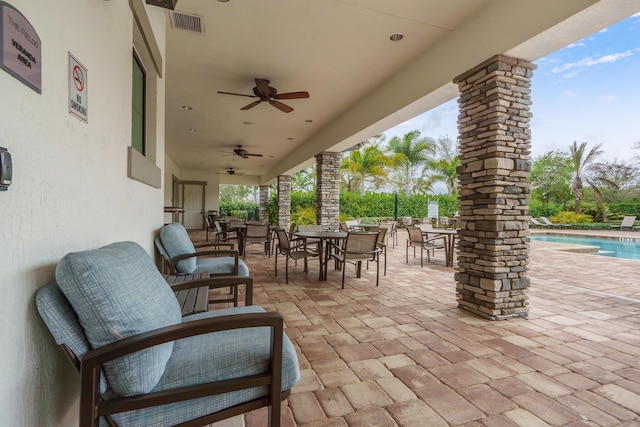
{"left": 241, "top": 100, "right": 263, "bottom": 110}
{"left": 269, "top": 100, "right": 293, "bottom": 113}
{"left": 274, "top": 91, "right": 310, "bottom": 100}
{"left": 217, "top": 91, "right": 257, "bottom": 98}
{"left": 255, "top": 78, "right": 270, "bottom": 95}
{"left": 245, "top": 153, "right": 263, "bottom": 157}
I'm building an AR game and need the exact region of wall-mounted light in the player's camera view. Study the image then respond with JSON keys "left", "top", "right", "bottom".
{"left": 145, "top": 0, "right": 178, "bottom": 10}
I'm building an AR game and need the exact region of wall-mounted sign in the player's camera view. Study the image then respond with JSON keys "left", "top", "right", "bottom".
{"left": 0, "top": 2, "right": 41, "bottom": 93}
{"left": 68, "top": 53, "right": 87, "bottom": 122}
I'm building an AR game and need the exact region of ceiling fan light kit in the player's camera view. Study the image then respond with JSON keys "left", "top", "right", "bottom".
{"left": 145, "top": 0, "right": 177, "bottom": 10}
{"left": 218, "top": 78, "right": 309, "bottom": 113}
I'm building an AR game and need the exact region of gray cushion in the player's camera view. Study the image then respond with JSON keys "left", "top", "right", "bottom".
{"left": 109, "top": 306, "right": 300, "bottom": 427}
{"left": 194, "top": 257, "right": 250, "bottom": 277}
{"left": 160, "top": 222, "right": 197, "bottom": 274}
{"left": 35, "top": 283, "right": 109, "bottom": 394}
{"left": 55, "top": 241, "right": 182, "bottom": 396}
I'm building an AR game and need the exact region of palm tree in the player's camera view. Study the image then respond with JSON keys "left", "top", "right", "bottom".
{"left": 424, "top": 157, "right": 461, "bottom": 195}
{"left": 340, "top": 142, "right": 389, "bottom": 196}
{"left": 387, "top": 130, "right": 436, "bottom": 196}
{"left": 568, "top": 141, "right": 603, "bottom": 214}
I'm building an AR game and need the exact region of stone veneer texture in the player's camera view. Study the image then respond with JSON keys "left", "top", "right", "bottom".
{"left": 277, "top": 176, "right": 291, "bottom": 229}
{"left": 453, "top": 55, "right": 536, "bottom": 320}
{"left": 259, "top": 185, "right": 269, "bottom": 222}
{"left": 316, "top": 152, "right": 341, "bottom": 231}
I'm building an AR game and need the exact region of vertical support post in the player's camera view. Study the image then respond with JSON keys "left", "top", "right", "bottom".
{"left": 316, "top": 151, "right": 341, "bottom": 231}
{"left": 453, "top": 55, "right": 536, "bottom": 320}
{"left": 277, "top": 176, "right": 291, "bottom": 230}
{"left": 259, "top": 185, "right": 270, "bottom": 222}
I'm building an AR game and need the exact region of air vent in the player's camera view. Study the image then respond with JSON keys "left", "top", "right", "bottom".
{"left": 169, "top": 11, "right": 205, "bottom": 34}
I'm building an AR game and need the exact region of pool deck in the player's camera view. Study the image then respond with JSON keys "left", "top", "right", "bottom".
{"left": 194, "top": 228, "right": 640, "bottom": 427}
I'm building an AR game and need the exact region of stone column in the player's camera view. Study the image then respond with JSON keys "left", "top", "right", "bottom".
{"left": 316, "top": 152, "right": 341, "bottom": 231}
{"left": 453, "top": 55, "right": 536, "bottom": 320}
{"left": 277, "top": 175, "right": 291, "bottom": 229}
{"left": 259, "top": 185, "right": 269, "bottom": 222}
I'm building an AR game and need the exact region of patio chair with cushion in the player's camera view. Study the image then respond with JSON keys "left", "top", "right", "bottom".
{"left": 35, "top": 241, "right": 300, "bottom": 427}
{"left": 328, "top": 232, "right": 381, "bottom": 289}
{"left": 156, "top": 222, "right": 249, "bottom": 277}
{"left": 406, "top": 226, "right": 446, "bottom": 267}
{"left": 610, "top": 215, "right": 637, "bottom": 231}
{"left": 274, "top": 228, "right": 319, "bottom": 284}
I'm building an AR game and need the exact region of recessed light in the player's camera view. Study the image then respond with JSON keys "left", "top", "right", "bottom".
{"left": 287, "top": 137, "right": 294, "bottom": 140}
{"left": 389, "top": 33, "right": 404, "bottom": 42}
{"left": 217, "top": 0, "right": 229, "bottom": 2}
{"left": 269, "top": 156, "right": 274, "bottom": 158}
{"left": 189, "top": 128, "right": 198, "bottom": 132}
{"left": 243, "top": 121, "right": 253, "bottom": 125}
{"left": 182, "top": 105, "right": 193, "bottom": 110}
{"left": 305, "top": 119, "right": 313, "bottom": 123}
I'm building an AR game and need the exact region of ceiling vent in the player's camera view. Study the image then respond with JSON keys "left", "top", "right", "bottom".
{"left": 169, "top": 11, "right": 205, "bottom": 34}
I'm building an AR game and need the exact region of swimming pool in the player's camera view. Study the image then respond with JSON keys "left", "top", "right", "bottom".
{"left": 530, "top": 234, "right": 640, "bottom": 261}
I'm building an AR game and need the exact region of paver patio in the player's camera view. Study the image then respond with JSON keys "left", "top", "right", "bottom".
{"left": 195, "top": 228, "right": 640, "bottom": 426}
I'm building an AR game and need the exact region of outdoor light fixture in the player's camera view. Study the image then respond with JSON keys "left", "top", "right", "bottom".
{"left": 389, "top": 33, "right": 404, "bottom": 41}
{"left": 145, "top": 0, "right": 178, "bottom": 10}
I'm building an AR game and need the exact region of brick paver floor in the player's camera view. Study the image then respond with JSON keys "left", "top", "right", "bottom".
{"left": 196, "top": 228, "right": 640, "bottom": 426}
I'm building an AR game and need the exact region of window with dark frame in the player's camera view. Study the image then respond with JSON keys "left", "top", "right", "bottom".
{"left": 131, "top": 51, "right": 146, "bottom": 155}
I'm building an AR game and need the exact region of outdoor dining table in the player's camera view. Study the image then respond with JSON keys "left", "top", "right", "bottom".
{"left": 419, "top": 226, "right": 457, "bottom": 267}
{"left": 293, "top": 230, "right": 348, "bottom": 281}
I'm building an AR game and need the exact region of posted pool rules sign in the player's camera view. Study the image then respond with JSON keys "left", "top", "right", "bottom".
{"left": 68, "top": 53, "right": 87, "bottom": 122}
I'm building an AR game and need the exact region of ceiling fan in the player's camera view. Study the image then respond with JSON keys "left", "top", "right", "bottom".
{"left": 217, "top": 78, "right": 309, "bottom": 113}
{"left": 216, "top": 168, "right": 244, "bottom": 176}
{"left": 219, "top": 145, "right": 264, "bottom": 159}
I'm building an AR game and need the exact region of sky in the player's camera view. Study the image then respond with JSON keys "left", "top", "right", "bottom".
{"left": 383, "top": 13, "right": 640, "bottom": 162}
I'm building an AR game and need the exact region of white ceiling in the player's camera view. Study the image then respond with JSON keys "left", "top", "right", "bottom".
{"left": 162, "top": 0, "right": 640, "bottom": 184}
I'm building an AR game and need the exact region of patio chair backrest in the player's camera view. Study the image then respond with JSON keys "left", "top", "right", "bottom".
{"left": 298, "top": 224, "right": 322, "bottom": 232}
{"left": 245, "top": 224, "right": 269, "bottom": 238}
{"left": 344, "top": 232, "right": 379, "bottom": 260}
{"left": 376, "top": 227, "right": 388, "bottom": 246}
{"left": 407, "top": 227, "right": 424, "bottom": 243}
{"left": 229, "top": 219, "right": 246, "bottom": 229}
{"left": 276, "top": 228, "right": 291, "bottom": 251}
{"left": 621, "top": 216, "right": 637, "bottom": 227}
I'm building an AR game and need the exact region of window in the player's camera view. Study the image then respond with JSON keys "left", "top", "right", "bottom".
{"left": 131, "top": 51, "right": 146, "bottom": 155}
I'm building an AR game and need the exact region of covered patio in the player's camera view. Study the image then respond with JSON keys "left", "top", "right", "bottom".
{"left": 198, "top": 229, "right": 640, "bottom": 426}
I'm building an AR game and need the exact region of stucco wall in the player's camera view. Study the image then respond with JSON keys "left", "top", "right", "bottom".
{"left": 0, "top": 1, "right": 166, "bottom": 425}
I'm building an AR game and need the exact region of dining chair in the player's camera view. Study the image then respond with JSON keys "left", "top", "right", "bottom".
{"left": 243, "top": 224, "right": 271, "bottom": 258}
{"left": 406, "top": 226, "right": 446, "bottom": 267}
{"left": 329, "top": 232, "right": 380, "bottom": 289}
{"left": 274, "top": 228, "right": 319, "bottom": 284}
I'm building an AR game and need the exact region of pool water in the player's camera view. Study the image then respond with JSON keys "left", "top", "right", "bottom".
{"left": 530, "top": 234, "right": 640, "bottom": 261}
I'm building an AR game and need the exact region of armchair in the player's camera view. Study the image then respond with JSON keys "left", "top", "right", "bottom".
{"left": 35, "top": 241, "right": 300, "bottom": 427}
{"left": 156, "top": 222, "right": 249, "bottom": 277}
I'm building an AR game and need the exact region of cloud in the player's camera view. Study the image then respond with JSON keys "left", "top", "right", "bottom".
{"left": 563, "top": 72, "right": 579, "bottom": 79}
{"left": 552, "top": 50, "right": 634, "bottom": 74}
{"left": 566, "top": 42, "right": 587, "bottom": 48}
{"left": 632, "top": 12, "right": 640, "bottom": 18}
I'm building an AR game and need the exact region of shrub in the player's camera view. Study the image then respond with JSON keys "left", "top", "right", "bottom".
{"left": 550, "top": 211, "right": 593, "bottom": 224}
{"left": 291, "top": 206, "right": 316, "bottom": 225}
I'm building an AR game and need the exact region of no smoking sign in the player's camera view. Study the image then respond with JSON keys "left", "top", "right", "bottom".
{"left": 68, "top": 53, "right": 87, "bottom": 122}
